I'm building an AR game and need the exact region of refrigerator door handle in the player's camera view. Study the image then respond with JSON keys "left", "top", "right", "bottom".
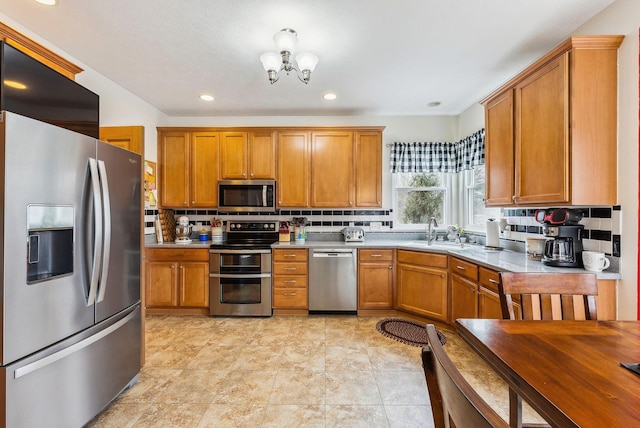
{"left": 13, "top": 309, "right": 137, "bottom": 379}
{"left": 87, "top": 158, "right": 103, "bottom": 306}
{"left": 96, "top": 159, "right": 111, "bottom": 303}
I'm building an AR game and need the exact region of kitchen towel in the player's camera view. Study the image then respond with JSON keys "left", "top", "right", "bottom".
{"left": 486, "top": 219, "right": 500, "bottom": 248}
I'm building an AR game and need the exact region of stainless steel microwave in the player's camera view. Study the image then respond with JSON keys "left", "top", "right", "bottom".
{"left": 218, "top": 180, "right": 276, "bottom": 212}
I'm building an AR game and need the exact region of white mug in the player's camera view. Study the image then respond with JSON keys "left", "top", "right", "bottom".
{"left": 582, "top": 251, "right": 610, "bottom": 272}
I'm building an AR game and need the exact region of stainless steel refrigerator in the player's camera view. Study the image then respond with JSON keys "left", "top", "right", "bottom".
{"left": 0, "top": 111, "right": 141, "bottom": 427}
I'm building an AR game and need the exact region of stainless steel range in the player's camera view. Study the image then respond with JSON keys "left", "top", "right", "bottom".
{"left": 209, "top": 220, "right": 278, "bottom": 316}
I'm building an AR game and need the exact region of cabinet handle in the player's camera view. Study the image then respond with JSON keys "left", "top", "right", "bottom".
{"left": 489, "top": 279, "right": 500, "bottom": 284}
{"left": 456, "top": 265, "right": 466, "bottom": 271}
{"left": 283, "top": 254, "right": 298, "bottom": 258}
{"left": 283, "top": 292, "right": 297, "bottom": 296}
{"left": 371, "top": 254, "right": 382, "bottom": 257}
{"left": 284, "top": 280, "right": 297, "bottom": 284}
{"left": 284, "top": 267, "right": 297, "bottom": 271}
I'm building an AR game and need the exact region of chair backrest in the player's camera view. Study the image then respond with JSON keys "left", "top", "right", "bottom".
{"left": 422, "top": 324, "right": 508, "bottom": 428}
{"left": 498, "top": 272, "right": 598, "bottom": 320}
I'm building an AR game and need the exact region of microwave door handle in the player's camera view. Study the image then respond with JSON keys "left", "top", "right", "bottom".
{"left": 262, "top": 185, "right": 267, "bottom": 207}
{"left": 96, "top": 160, "right": 111, "bottom": 303}
{"left": 87, "top": 158, "right": 102, "bottom": 306}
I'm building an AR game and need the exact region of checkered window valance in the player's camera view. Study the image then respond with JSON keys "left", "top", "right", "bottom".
{"left": 390, "top": 128, "right": 485, "bottom": 173}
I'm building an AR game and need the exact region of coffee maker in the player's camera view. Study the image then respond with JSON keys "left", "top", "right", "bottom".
{"left": 535, "top": 209, "right": 584, "bottom": 268}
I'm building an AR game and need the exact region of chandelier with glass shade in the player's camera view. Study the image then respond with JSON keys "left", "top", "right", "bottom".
{"left": 260, "top": 28, "right": 319, "bottom": 84}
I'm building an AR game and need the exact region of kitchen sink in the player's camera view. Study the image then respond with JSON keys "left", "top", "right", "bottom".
{"left": 403, "top": 240, "right": 472, "bottom": 250}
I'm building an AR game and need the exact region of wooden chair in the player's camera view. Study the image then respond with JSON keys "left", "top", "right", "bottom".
{"left": 422, "top": 324, "right": 509, "bottom": 428}
{"left": 498, "top": 272, "right": 598, "bottom": 320}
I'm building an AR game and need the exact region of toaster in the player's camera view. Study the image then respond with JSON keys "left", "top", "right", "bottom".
{"left": 342, "top": 227, "right": 365, "bottom": 242}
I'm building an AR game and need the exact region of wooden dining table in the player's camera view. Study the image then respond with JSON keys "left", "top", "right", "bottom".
{"left": 456, "top": 319, "right": 640, "bottom": 428}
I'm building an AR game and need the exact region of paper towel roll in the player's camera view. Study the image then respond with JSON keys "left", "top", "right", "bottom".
{"left": 486, "top": 219, "right": 500, "bottom": 248}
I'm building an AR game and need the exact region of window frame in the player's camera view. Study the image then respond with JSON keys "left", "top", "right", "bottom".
{"left": 391, "top": 171, "right": 450, "bottom": 230}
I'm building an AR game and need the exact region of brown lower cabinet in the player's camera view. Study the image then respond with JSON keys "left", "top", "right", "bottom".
{"left": 358, "top": 249, "right": 394, "bottom": 309}
{"left": 450, "top": 257, "right": 521, "bottom": 323}
{"left": 396, "top": 250, "right": 449, "bottom": 322}
{"left": 272, "top": 248, "right": 309, "bottom": 312}
{"left": 145, "top": 248, "right": 209, "bottom": 315}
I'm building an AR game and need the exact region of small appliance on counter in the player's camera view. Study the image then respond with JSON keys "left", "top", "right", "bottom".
{"left": 342, "top": 226, "right": 365, "bottom": 242}
{"left": 535, "top": 208, "right": 585, "bottom": 267}
{"left": 175, "top": 215, "right": 192, "bottom": 244}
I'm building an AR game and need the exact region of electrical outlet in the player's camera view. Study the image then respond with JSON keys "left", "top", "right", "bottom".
{"left": 370, "top": 221, "right": 382, "bottom": 231}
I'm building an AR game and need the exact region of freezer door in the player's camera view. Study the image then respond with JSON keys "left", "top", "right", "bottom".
{"left": 2, "top": 112, "right": 96, "bottom": 365}
{"left": 95, "top": 141, "right": 141, "bottom": 322}
{"left": 2, "top": 305, "right": 141, "bottom": 428}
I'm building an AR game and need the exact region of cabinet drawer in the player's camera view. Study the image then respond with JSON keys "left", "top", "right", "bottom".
{"left": 451, "top": 257, "right": 479, "bottom": 282}
{"left": 273, "top": 274, "right": 307, "bottom": 288}
{"left": 272, "top": 287, "right": 308, "bottom": 308}
{"left": 359, "top": 249, "right": 393, "bottom": 262}
{"left": 145, "top": 248, "right": 209, "bottom": 262}
{"left": 273, "top": 249, "right": 308, "bottom": 262}
{"left": 479, "top": 267, "right": 501, "bottom": 292}
{"left": 273, "top": 262, "right": 308, "bottom": 275}
{"left": 397, "top": 250, "right": 448, "bottom": 269}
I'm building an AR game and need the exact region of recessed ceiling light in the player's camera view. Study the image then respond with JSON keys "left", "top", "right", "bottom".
{"left": 4, "top": 80, "right": 27, "bottom": 89}
{"left": 323, "top": 93, "right": 337, "bottom": 101}
{"left": 200, "top": 94, "right": 214, "bottom": 101}
{"left": 35, "top": 0, "right": 57, "bottom": 5}
{"left": 427, "top": 101, "right": 441, "bottom": 107}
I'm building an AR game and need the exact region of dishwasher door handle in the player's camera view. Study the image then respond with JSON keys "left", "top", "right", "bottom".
{"left": 313, "top": 252, "right": 353, "bottom": 258}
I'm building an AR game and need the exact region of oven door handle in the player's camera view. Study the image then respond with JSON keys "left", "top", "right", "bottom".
{"left": 209, "top": 249, "right": 272, "bottom": 254}
{"left": 210, "top": 273, "right": 272, "bottom": 279}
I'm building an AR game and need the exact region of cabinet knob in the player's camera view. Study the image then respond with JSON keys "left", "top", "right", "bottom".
{"left": 250, "top": 172, "right": 254, "bottom": 177}
{"left": 388, "top": 265, "right": 393, "bottom": 270}
{"left": 349, "top": 201, "right": 353, "bottom": 206}
{"left": 512, "top": 195, "right": 516, "bottom": 201}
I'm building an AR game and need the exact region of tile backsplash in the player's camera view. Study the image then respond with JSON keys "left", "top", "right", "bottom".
{"left": 501, "top": 206, "right": 621, "bottom": 257}
{"left": 144, "top": 205, "right": 621, "bottom": 259}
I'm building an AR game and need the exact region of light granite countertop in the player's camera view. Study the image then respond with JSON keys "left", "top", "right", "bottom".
{"left": 146, "top": 239, "right": 621, "bottom": 280}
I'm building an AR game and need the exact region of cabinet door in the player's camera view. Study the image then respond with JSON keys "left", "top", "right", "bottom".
{"left": 355, "top": 132, "right": 382, "bottom": 207}
{"left": 311, "top": 132, "right": 354, "bottom": 207}
{"left": 515, "top": 54, "right": 569, "bottom": 205}
{"left": 484, "top": 90, "right": 515, "bottom": 206}
{"left": 450, "top": 273, "right": 478, "bottom": 322}
{"left": 248, "top": 132, "right": 276, "bottom": 179}
{"left": 396, "top": 263, "right": 448, "bottom": 322}
{"left": 178, "top": 262, "right": 209, "bottom": 307}
{"left": 190, "top": 132, "right": 219, "bottom": 207}
{"left": 219, "top": 132, "right": 248, "bottom": 179}
{"left": 100, "top": 126, "right": 144, "bottom": 155}
{"left": 478, "top": 287, "right": 504, "bottom": 319}
{"left": 159, "top": 132, "right": 189, "bottom": 207}
{"left": 358, "top": 263, "right": 393, "bottom": 309}
{"left": 145, "top": 261, "right": 178, "bottom": 307}
{"left": 277, "top": 132, "right": 310, "bottom": 207}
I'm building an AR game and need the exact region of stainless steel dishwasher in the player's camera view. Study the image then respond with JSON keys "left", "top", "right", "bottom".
{"left": 309, "top": 248, "right": 357, "bottom": 313}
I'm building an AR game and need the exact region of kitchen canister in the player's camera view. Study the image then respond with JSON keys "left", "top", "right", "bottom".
{"left": 211, "top": 227, "right": 223, "bottom": 242}
{"left": 486, "top": 219, "right": 500, "bottom": 248}
{"left": 294, "top": 226, "right": 307, "bottom": 243}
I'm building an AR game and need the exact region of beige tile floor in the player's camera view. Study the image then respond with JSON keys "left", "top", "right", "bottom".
{"left": 87, "top": 315, "right": 544, "bottom": 428}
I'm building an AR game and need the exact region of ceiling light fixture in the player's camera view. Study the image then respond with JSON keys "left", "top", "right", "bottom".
{"left": 323, "top": 93, "right": 336, "bottom": 100}
{"left": 260, "top": 28, "right": 318, "bottom": 85}
{"left": 200, "top": 94, "right": 214, "bottom": 101}
{"left": 4, "top": 80, "right": 27, "bottom": 90}
{"left": 35, "top": 0, "right": 57, "bottom": 5}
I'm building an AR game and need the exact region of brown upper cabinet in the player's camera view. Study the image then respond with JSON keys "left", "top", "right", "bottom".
{"left": 219, "top": 131, "right": 276, "bottom": 180}
{"left": 157, "top": 130, "right": 219, "bottom": 208}
{"left": 482, "top": 35, "right": 623, "bottom": 207}
{"left": 158, "top": 126, "right": 384, "bottom": 209}
{"left": 311, "top": 131, "right": 354, "bottom": 207}
{"left": 100, "top": 126, "right": 144, "bottom": 155}
{"left": 277, "top": 131, "right": 310, "bottom": 208}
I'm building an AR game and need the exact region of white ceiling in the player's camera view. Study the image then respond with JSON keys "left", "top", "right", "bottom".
{"left": 0, "top": 0, "right": 617, "bottom": 117}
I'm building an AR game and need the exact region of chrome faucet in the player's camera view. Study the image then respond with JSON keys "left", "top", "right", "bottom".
{"left": 426, "top": 217, "right": 438, "bottom": 244}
